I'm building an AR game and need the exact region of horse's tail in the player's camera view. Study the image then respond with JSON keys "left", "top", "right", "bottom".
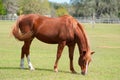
{"left": 12, "top": 15, "right": 33, "bottom": 41}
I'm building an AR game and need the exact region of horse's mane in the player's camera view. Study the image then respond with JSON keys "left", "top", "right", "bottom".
{"left": 77, "top": 22, "right": 90, "bottom": 49}
{"left": 70, "top": 17, "right": 90, "bottom": 52}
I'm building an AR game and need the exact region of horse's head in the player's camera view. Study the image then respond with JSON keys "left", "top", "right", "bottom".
{"left": 78, "top": 51, "right": 94, "bottom": 75}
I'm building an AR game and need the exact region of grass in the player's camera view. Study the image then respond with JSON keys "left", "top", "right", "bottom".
{"left": 0, "top": 21, "right": 120, "bottom": 80}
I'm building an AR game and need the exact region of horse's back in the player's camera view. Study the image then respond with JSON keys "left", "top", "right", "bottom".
{"left": 33, "top": 15, "right": 75, "bottom": 44}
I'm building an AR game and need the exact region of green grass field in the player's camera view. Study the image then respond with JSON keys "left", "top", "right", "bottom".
{"left": 0, "top": 21, "right": 120, "bottom": 80}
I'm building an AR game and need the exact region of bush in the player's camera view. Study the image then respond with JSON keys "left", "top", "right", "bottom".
{"left": 56, "top": 7, "right": 69, "bottom": 17}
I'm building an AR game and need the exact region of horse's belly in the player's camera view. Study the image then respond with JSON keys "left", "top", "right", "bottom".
{"left": 34, "top": 26, "right": 74, "bottom": 44}
{"left": 35, "top": 34, "right": 61, "bottom": 44}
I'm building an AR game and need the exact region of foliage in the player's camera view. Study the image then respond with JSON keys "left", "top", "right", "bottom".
{"left": 2, "top": 0, "right": 50, "bottom": 15}
{"left": 49, "top": 2, "right": 69, "bottom": 17}
{"left": 2, "top": 0, "right": 18, "bottom": 14}
{"left": 70, "top": 0, "right": 120, "bottom": 18}
{"left": 18, "top": 0, "right": 50, "bottom": 15}
{"left": 0, "top": 0, "right": 7, "bottom": 15}
{"left": 56, "top": 7, "right": 69, "bottom": 17}
{"left": 70, "top": 0, "right": 95, "bottom": 17}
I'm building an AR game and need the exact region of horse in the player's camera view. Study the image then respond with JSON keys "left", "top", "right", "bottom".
{"left": 12, "top": 14, "right": 94, "bottom": 75}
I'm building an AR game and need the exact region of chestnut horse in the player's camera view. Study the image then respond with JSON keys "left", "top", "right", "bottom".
{"left": 12, "top": 14, "right": 94, "bottom": 75}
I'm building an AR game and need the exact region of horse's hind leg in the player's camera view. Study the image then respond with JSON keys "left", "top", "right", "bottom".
{"left": 20, "top": 52, "right": 25, "bottom": 69}
{"left": 54, "top": 41, "right": 66, "bottom": 72}
{"left": 20, "top": 39, "right": 34, "bottom": 70}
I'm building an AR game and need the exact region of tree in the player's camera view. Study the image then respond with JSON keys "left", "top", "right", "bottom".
{"left": 70, "top": 0, "right": 119, "bottom": 18}
{"left": 56, "top": 7, "right": 69, "bottom": 16}
{"left": 70, "top": 0, "right": 96, "bottom": 17}
{"left": 3, "top": 0, "right": 18, "bottom": 14}
{"left": 0, "top": 0, "right": 7, "bottom": 15}
{"left": 49, "top": 2, "right": 69, "bottom": 17}
{"left": 95, "top": 0, "right": 118, "bottom": 18}
{"left": 18, "top": 0, "right": 50, "bottom": 15}
{"left": 116, "top": 0, "right": 120, "bottom": 18}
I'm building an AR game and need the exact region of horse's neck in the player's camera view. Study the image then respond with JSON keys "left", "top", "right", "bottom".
{"left": 76, "top": 23, "right": 90, "bottom": 53}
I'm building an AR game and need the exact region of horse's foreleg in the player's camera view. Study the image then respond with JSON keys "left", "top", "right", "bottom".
{"left": 54, "top": 41, "right": 66, "bottom": 72}
{"left": 68, "top": 43, "right": 76, "bottom": 73}
{"left": 20, "top": 39, "right": 34, "bottom": 70}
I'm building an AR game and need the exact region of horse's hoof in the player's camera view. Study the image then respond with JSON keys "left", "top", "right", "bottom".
{"left": 54, "top": 68, "right": 58, "bottom": 72}
{"left": 30, "top": 68, "right": 35, "bottom": 71}
{"left": 81, "top": 72, "right": 87, "bottom": 75}
{"left": 20, "top": 65, "right": 24, "bottom": 69}
{"left": 72, "top": 71, "right": 77, "bottom": 74}
{"left": 30, "top": 67, "right": 35, "bottom": 71}
{"left": 29, "top": 66, "right": 35, "bottom": 71}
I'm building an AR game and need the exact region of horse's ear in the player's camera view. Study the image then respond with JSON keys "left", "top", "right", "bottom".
{"left": 91, "top": 51, "right": 95, "bottom": 55}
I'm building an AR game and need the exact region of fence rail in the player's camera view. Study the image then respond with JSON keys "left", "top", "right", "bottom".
{"left": 0, "top": 15, "right": 18, "bottom": 21}
{"left": 76, "top": 17, "right": 120, "bottom": 24}
{"left": 0, "top": 15, "right": 120, "bottom": 23}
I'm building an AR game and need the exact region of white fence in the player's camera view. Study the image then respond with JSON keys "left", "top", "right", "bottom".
{"left": 76, "top": 17, "right": 120, "bottom": 24}
{"left": 0, "top": 14, "right": 18, "bottom": 21}
{"left": 0, "top": 15, "right": 120, "bottom": 23}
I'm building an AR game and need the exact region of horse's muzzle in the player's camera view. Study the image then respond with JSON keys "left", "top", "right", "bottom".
{"left": 81, "top": 71, "right": 87, "bottom": 75}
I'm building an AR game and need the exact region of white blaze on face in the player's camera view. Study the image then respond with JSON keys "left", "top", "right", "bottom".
{"left": 85, "top": 61, "right": 88, "bottom": 74}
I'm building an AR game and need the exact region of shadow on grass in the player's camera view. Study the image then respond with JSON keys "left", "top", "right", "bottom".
{"left": 35, "top": 68, "right": 80, "bottom": 75}
{"left": 0, "top": 67, "right": 20, "bottom": 70}
{"left": 0, "top": 67, "right": 79, "bottom": 75}
{"left": 35, "top": 68, "right": 73, "bottom": 74}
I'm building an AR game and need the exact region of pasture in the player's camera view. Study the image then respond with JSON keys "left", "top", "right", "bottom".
{"left": 0, "top": 21, "right": 120, "bottom": 80}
